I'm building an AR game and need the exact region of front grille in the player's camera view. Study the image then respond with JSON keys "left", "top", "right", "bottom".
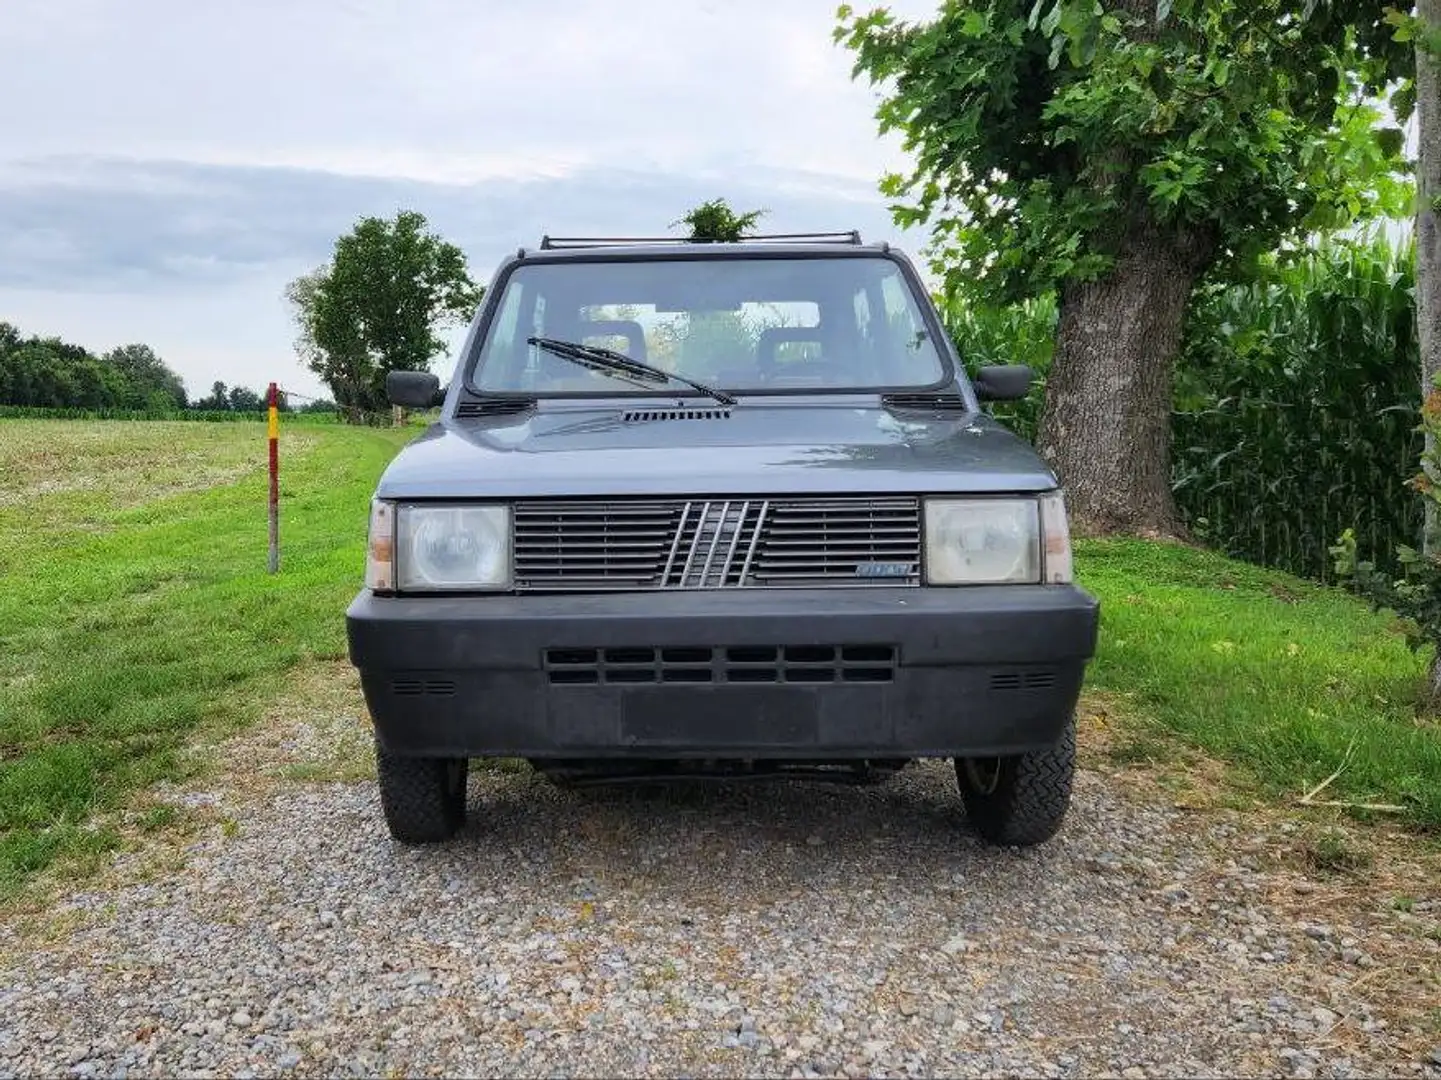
{"left": 545, "top": 645, "right": 897, "bottom": 685}
{"left": 513, "top": 496, "right": 920, "bottom": 591}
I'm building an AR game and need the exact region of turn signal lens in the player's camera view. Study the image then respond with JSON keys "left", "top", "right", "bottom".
{"left": 1039, "top": 490, "right": 1073, "bottom": 584}
{"left": 365, "top": 499, "right": 395, "bottom": 591}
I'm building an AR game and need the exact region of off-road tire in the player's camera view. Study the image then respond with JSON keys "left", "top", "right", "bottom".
{"left": 376, "top": 744, "right": 468, "bottom": 844}
{"left": 954, "top": 715, "right": 1075, "bottom": 847}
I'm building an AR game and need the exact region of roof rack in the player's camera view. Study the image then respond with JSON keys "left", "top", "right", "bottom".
{"left": 537, "top": 231, "right": 863, "bottom": 250}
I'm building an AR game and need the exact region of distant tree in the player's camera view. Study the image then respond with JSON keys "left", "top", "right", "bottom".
{"left": 193, "top": 380, "right": 229, "bottom": 411}
{"left": 0, "top": 340, "right": 127, "bottom": 408}
{"left": 226, "top": 385, "right": 264, "bottom": 412}
{"left": 103, "top": 343, "right": 187, "bottom": 409}
{"left": 675, "top": 199, "right": 767, "bottom": 242}
{"left": 0, "top": 324, "right": 185, "bottom": 410}
{"left": 286, "top": 210, "right": 482, "bottom": 420}
{"left": 284, "top": 269, "right": 326, "bottom": 377}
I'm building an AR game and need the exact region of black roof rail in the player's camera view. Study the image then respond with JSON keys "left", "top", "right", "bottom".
{"left": 537, "top": 231, "right": 864, "bottom": 249}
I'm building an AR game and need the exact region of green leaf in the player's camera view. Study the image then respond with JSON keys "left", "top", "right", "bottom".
{"left": 1040, "top": 1, "right": 1063, "bottom": 37}
{"left": 1375, "top": 127, "right": 1405, "bottom": 160}
{"left": 1048, "top": 32, "right": 1066, "bottom": 69}
{"left": 1391, "top": 80, "right": 1417, "bottom": 123}
{"left": 1156, "top": 0, "right": 1173, "bottom": 25}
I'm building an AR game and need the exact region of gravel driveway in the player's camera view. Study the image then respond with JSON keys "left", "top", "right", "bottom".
{"left": 1, "top": 698, "right": 1438, "bottom": 1079}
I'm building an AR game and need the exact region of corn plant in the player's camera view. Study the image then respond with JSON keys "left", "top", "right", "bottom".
{"left": 1332, "top": 381, "right": 1441, "bottom": 704}
{"left": 1173, "top": 233, "right": 1421, "bottom": 581}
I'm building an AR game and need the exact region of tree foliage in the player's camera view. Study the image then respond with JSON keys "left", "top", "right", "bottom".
{"left": 675, "top": 198, "right": 768, "bottom": 242}
{"left": 836, "top": 0, "right": 1412, "bottom": 303}
{"left": 837, "top": 0, "right": 1414, "bottom": 534}
{"left": 287, "top": 210, "right": 482, "bottom": 419}
{"left": 103, "top": 343, "right": 187, "bottom": 409}
{"left": 0, "top": 323, "right": 188, "bottom": 410}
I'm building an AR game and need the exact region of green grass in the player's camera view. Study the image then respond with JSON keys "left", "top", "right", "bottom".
{"left": 1077, "top": 537, "right": 1441, "bottom": 829}
{"left": 1, "top": 418, "right": 1438, "bottom": 895}
{"left": 0, "top": 419, "right": 412, "bottom": 894}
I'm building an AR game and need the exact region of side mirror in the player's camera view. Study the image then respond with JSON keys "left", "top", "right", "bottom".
{"left": 387, "top": 370, "right": 444, "bottom": 408}
{"left": 973, "top": 364, "right": 1033, "bottom": 402}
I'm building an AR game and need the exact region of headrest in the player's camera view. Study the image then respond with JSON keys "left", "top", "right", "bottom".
{"left": 755, "top": 325, "right": 824, "bottom": 364}
{"left": 580, "top": 319, "right": 647, "bottom": 360}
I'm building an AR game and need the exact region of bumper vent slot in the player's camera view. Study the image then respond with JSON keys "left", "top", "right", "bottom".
{"left": 544, "top": 645, "right": 897, "bottom": 685}
{"left": 989, "top": 670, "right": 1058, "bottom": 692}
{"left": 514, "top": 496, "right": 920, "bottom": 591}
{"left": 390, "top": 679, "right": 457, "bottom": 697}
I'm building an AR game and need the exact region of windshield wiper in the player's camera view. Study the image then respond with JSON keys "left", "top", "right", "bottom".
{"left": 526, "top": 336, "right": 736, "bottom": 407}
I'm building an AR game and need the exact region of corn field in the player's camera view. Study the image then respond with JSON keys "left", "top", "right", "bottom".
{"left": 1173, "top": 235, "right": 1420, "bottom": 580}
{"left": 941, "top": 233, "right": 1422, "bottom": 581}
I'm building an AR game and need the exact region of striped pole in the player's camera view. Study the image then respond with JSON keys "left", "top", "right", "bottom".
{"left": 267, "top": 382, "right": 280, "bottom": 573}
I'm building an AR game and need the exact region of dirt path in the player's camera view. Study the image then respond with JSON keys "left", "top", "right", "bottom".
{"left": 1, "top": 668, "right": 1437, "bottom": 1079}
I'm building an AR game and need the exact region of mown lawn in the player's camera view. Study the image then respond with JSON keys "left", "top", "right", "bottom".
{"left": 1077, "top": 538, "right": 1441, "bottom": 828}
{"left": 0, "top": 418, "right": 1437, "bottom": 894}
{"left": 0, "top": 420, "right": 414, "bottom": 893}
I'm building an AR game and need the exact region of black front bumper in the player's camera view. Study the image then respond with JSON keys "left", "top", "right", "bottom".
{"left": 346, "top": 586, "right": 1100, "bottom": 759}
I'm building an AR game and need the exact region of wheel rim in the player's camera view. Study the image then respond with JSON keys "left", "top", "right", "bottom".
{"left": 964, "top": 757, "right": 1003, "bottom": 795}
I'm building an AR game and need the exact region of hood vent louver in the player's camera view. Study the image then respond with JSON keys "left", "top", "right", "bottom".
{"left": 881, "top": 393, "right": 970, "bottom": 413}
{"left": 622, "top": 407, "right": 732, "bottom": 423}
{"left": 455, "top": 396, "right": 537, "bottom": 419}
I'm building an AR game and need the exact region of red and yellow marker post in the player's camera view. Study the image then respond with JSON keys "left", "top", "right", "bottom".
{"left": 267, "top": 382, "right": 280, "bottom": 573}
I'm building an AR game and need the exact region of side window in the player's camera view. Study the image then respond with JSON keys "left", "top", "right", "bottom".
{"left": 476, "top": 281, "right": 545, "bottom": 389}
{"left": 489, "top": 280, "right": 523, "bottom": 354}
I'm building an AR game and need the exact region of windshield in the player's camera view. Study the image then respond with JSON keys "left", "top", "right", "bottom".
{"left": 468, "top": 255, "right": 949, "bottom": 396}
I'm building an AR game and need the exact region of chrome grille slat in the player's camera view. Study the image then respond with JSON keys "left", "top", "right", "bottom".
{"left": 513, "top": 496, "right": 920, "bottom": 591}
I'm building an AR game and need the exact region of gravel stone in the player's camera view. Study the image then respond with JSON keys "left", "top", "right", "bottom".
{"left": 0, "top": 761, "right": 1431, "bottom": 1077}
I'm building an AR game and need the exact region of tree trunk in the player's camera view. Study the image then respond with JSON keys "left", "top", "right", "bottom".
{"left": 1036, "top": 227, "right": 1199, "bottom": 536}
{"left": 1419, "top": 0, "right": 1441, "bottom": 556}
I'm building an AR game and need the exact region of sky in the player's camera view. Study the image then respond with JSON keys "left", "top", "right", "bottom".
{"left": 0, "top": 0, "right": 941, "bottom": 401}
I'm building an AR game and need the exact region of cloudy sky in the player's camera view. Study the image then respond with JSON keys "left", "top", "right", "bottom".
{"left": 0, "top": 0, "right": 940, "bottom": 400}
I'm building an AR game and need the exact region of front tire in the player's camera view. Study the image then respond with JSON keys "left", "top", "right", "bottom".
{"left": 954, "top": 716, "right": 1075, "bottom": 847}
{"left": 376, "top": 743, "right": 468, "bottom": 844}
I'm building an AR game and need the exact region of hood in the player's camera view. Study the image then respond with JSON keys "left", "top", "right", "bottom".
{"left": 375, "top": 400, "right": 1057, "bottom": 499}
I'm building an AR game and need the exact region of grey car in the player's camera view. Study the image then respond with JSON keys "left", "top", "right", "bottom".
{"left": 346, "top": 232, "right": 1099, "bottom": 848}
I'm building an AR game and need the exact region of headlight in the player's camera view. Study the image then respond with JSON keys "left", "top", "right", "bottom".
{"left": 393, "top": 503, "right": 512, "bottom": 591}
{"left": 924, "top": 498, "right": 1040, "bottom": 584}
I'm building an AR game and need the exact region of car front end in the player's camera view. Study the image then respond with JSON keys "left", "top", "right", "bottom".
{"left": 346, "top": 235, "right": 1099, "bottom": 846}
